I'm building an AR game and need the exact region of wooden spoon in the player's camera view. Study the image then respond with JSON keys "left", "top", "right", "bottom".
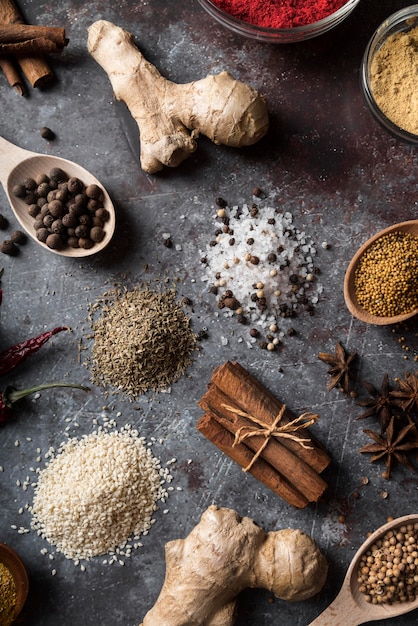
{"left": 0, "top": 135, "right": 116, "bottom": 257}
{"left": 0, "top": 542, "right": 29, "bottom": 620}
{"left": 344, "top": 220, "right": 418, "bottom": 325}
{"left": 308, "top": 514, "right": 418, "bottom": 625}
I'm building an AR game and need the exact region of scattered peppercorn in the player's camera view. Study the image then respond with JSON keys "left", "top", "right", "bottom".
{"left": 10, "top": 230, "right": 27, "bottom": 245}
{"left": 0, "top": 240, "right": 17, "bottom": 256}
{"left": 0, "top": 215, "right": 8, "bottom": 230}
{"left": 40, "top": 126, "right": 55, "bottom": 140}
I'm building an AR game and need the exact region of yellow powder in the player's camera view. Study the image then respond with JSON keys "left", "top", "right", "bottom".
{"left": 370, "top": 24, "right": 418, "bottom": 134}
{"left": 0, "top": 562, "right": 17, "bottom": 626}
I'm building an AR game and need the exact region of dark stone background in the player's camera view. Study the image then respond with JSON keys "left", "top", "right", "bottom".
{"left": 0, "top": 1, "right": 417, "bottom": 624}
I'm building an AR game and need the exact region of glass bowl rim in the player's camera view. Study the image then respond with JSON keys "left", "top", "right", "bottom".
{"left": 196, "top": 0, "right": 362, "bottom": 36}
{"left": 360, "top": 4, "right": 418, "bottom": 144}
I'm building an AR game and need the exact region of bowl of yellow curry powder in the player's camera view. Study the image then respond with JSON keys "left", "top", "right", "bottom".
{"left": 0, "top": 543, "right": 29, "bottom": 626}
{"left": 361, "top": 6, "right": 418, "bottom": 143}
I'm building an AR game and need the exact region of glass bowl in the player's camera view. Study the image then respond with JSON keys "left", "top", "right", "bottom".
{"left": 361, "top": 6, "right": 418, "bottom": 144}
{"left": 196, "top": 0, "right": 361, "bottom": 43}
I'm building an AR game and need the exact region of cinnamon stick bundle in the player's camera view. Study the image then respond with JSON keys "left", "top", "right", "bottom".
{"left": 197, "top": 361, "right": 331, "bottom": 508}
{"left": 0, "top": 0, "right": 67, "bottom": 90}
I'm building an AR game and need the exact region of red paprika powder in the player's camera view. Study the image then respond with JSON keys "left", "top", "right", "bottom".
{"left": 211, "top": 0, "right": 348, "bottom": 28}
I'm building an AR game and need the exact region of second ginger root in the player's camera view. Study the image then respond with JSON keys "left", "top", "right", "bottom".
{"left": 87, "top": 20, "right": 269, "bottom": 174}
{"left": 140, "top": 505, "right": 328, "bottom": 626}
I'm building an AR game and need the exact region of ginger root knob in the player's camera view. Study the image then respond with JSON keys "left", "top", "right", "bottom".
{"left": 87, "top": 20, "right": 269, "bottom": 174}
{"left": 140, "top": 505, "right": 327, "bottom": 626}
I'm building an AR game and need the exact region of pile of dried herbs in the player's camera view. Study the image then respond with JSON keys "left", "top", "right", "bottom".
{"left": 87, "top": 286, "right": 197, "bottom": 397}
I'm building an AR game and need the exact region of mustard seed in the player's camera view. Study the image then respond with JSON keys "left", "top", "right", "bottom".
{"left": 354, "top": 232, "right": 418, "bottom": 317}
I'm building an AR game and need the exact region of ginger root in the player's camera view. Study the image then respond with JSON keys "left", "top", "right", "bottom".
{"left": 140, "top": 505, "right": 328, "bottom": 626}
{"left": 87, "top": 20, "right": 269, "bottom": 174}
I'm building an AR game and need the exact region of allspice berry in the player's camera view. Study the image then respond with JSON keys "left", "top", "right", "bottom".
{"left": 0, "top": 240, "right": 17, "bottom": 255}
{"left": 90, "top": 226, "right": 105, "bottom": 243}
{"left": 45, "top": 233, "right": 64, "bottom": 249}
{"left": 10, "top": 230, "right": 27, "bottom": 245}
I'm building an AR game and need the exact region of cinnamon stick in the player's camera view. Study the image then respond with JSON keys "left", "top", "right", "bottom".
{"left": 0, "top": 54, "right": 24, "bottom": 93}
{"left": 197, "top": 412, "right": 309, "bottom": 508}
{"left": 0, "top": 24, "right": 68, "bottom": 47}
{"left": 212, "top": 361, "right": 330, "bottom": 473}
{"left": 0, "top": 0, "right": 55, "bottom": 88}
{"left": 0, "top": 38, "right": 65, "bottom": 56}
{"left": 199, "top": 382, "right": 327, "bottom": 504}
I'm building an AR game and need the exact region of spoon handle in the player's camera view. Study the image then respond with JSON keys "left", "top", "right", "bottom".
{"left": 307, "top": 586, "right": 365, "bottom": 626}
{"left": 0, "top": 135, "right": 35, "bottom": 188}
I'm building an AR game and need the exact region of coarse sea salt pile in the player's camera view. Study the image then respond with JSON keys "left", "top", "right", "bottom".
{"left": 200, "top": 201, "right": 323, "bottom": 349}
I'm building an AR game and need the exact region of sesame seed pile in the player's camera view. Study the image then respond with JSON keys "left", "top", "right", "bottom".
{"left": 354, "top": 231, "right": 418, "bottom": 317}
{"left": 357, "top": 522, "right": 418, "bottom": 604}
{"left": 200, "top": 201, "right": 323, "bottom": 349}
{"left": 29, "top": 426, "right": 170, "bottom": 562}
{"left": 88, "top": 286, "right": 197, "bottom": 396}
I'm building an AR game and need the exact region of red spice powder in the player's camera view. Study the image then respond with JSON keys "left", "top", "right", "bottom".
{"left": 212, "top": 0, "right": 348, "bottom": 28}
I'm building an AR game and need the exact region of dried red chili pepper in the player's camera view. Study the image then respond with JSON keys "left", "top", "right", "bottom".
{"left": 0, "top": 326, "right": 68, "bottom": 376}
{"left": 0, "top": 382, "right": 90, "bottom": 424}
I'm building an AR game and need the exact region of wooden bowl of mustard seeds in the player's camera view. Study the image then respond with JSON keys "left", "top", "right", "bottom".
{"left": 0, "top": 542, "right": 29, "bottom": 624}
{"left": 344, "top": 220, "right": 418, "bottom": 325}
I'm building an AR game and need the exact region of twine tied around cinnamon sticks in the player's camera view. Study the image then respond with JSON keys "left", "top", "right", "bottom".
{"left": 221, "top": 403, "right": 319, "bottom": 472}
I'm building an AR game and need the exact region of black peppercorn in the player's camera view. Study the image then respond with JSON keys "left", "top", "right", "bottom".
{"left": 250, "top": 255, "right": 259, "bottom": 265}
{"left": 252, "top": 186, "right": 262, "bottom": 197}
{"left": 247, "top": 238, "right": 254, "bottom": 245}
{"left": 267, "top": 252, "right": 276, "bottom": 263}
{"left": 0, "top": 214, "right": 8, "bottom": 229}
{"left": 209, "top": 286, "right": 218, "bottom": 295}
{"left": 289, "top": 274, "right": 299, "bottom": 284}
{"left": 228, "top": 238, "right": 235, "bottom": 246}
{"left": 258, "top": 340, "right": 268, "bottom": 350}
{"left": 250, "top": 328, "right": 259, "bottom": 338}
{"left": 287, "top": 327, "right": 296, "bottom": 336}
{"left": 163, "top": 237, "right": 172, "bottom": 248}
{"left": 215, "top": 196, "right": 227, "bottom": 208}
{"left": 40, "top": 127, "right": 55, "bottom": 140}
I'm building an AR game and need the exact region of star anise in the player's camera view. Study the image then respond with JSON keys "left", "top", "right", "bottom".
{"left": 356, "top": 373, "right": 398, "bottom": 432}
{"left": 318, "top": 341, "right": 357, "bottom": 395}
{"left": 390, "top": 371, "right": 418, "bottom": 415}
{"left": 360, "top": 416, "right": 418, "bottom": 479}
